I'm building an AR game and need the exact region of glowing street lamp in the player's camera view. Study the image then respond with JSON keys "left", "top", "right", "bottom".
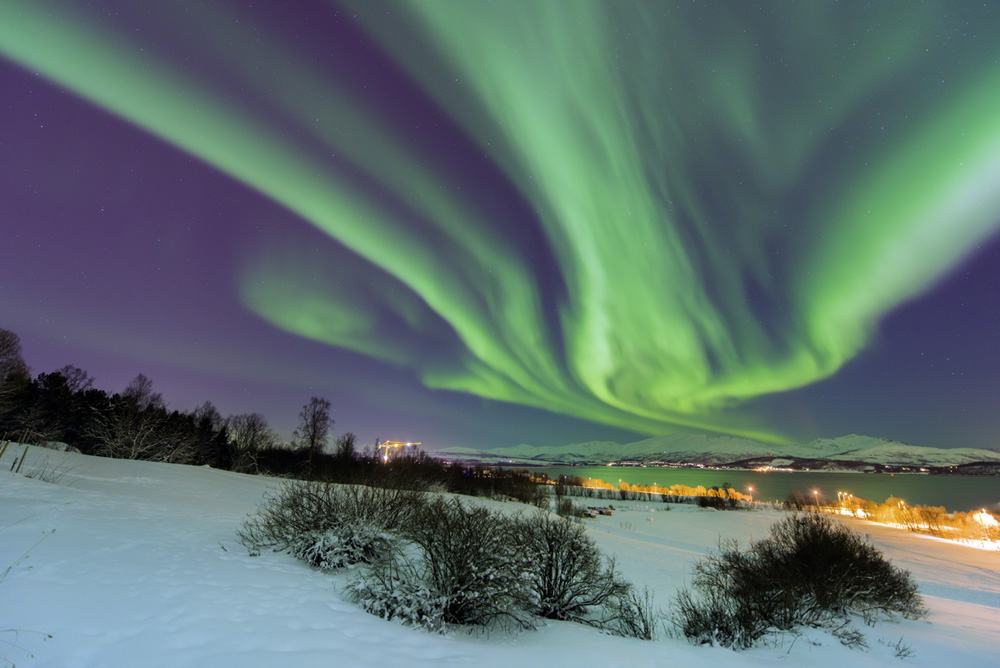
{"left": 747, "top": 486, "right": 754, "bottom": 504}
{"left": 812, "top": 489, "right": 819, "bottom": 506}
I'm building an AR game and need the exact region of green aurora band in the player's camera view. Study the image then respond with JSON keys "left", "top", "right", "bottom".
{"left": 3, "top": 1, "right": 1000, "bottom": 442}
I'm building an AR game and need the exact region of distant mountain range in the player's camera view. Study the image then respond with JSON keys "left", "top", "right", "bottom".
{"left": 429, "top": 434, "right": 1000, "bottom": 473}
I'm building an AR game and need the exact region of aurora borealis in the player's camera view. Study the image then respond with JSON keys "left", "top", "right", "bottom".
{"left": 2, "top": 1, "right": 999, "bottom": 449}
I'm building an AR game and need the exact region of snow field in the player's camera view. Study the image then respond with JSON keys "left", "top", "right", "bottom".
{"left": 1, "top": 447, "right": 998, "bottom": 667}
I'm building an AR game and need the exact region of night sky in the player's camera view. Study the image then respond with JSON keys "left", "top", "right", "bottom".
{"left": 2, "top": 1, "right": 999, "bottom": 451}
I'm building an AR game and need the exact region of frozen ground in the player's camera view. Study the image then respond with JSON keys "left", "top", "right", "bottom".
{"left": 2, "top": 447, "right": 998, "bottom": 667}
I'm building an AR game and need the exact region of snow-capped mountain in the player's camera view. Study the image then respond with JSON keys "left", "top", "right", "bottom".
{"left": 430, "top": 434, "right": 1000, "bottom": 470}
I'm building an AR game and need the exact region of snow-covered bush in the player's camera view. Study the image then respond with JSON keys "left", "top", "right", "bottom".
{"left": 515, "top": 513, "right": 662, "bottom": 638}
{"left": 288, "top": 524, "right": 395, "bottom": 572}
{"left": 237, "top": 480, "right": 425, "bottom": 569}
{"left": 347, "top": 558, "right": 448, "bottom": 632}
{"left": 673, "top": 513, "right": 925, "bottom": 648}
{"left": 347, "top": 504, "right": 662, "bottom": 637}
{"left": 242, "top": 482, "right": 662, "bottom": 637}
{"left": 350, "top": 498, "right": 535, "bottom": 631}
{"left": 518, "top": 513, "right": 630, "bottom": 623}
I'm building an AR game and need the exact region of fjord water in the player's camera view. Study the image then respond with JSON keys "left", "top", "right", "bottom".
{"left": 537, "top": 466, "right": 1000, "bottom": 513}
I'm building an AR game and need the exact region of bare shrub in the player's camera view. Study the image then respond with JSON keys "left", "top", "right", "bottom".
{"left": 784, "top": 490, "right": 809, "bottom": 511}
{"left": 237, "top": 480, "right": 425, "bottom": 569}
{"left": 349, "top": 498, "right": 534, "bottom": 631}
{"left": 696, "top": 495, "right": 739, "bottom": 510}
{"left": 607, "top": 585, "right": 663, "bottom": 640}
{"left": 22, "top": 456, "right": 73, "bottom": 485}
{"left": 832, "top": 622, "right": 869, "bottom": 649}
{"left": 244, "top": 482, "right": 663, "bottom": 637}
{"left": 673, "top": 576, "right": 769, "bottom": 648}
{"left": 403, "top": 498, "right": 534, "bottom": 629}
{"left": 347, "top": 557, "right": 448, "bottom": 632}
{"left": 763, "top": 513, "right": 923, "bottom": 621}
{"left": 555, "top": 497, "right": 587, "bottom": 520}
{"left": 916, "top": 505, "right": 946, "bottom": 535}
{"left": 518, "top": 513, "right": 629, "bottom": 623}
{"left": 880, "top": 635, "right": 915, "bottom": 659}
{"left": 673, "top": 513, "right": 924, "bottom": 649}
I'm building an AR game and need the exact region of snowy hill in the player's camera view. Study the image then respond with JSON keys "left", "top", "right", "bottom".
{"left": 627, "top": 433, "right": 786, "bottom": 464}
{"left": 476, "top": 440, "right": 624, "bottom": 462}
{"left": 827, "top": 442, "right": 1000, "bottom": 467}
{"left": 433, "top": 434, "right": 1000, "bottom": 470}
{"left": 798, "top": 435, "right": 1000, "bottom": 467}
{"left": 433, "top": 434, "right": 776, "bottom": 465}
{"left": 2, "top": 446, "right": 999, "bottom": 666}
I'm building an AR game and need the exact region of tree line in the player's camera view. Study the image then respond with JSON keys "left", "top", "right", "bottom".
{"left": 0, "top": 327, "right": 543, "bottom": 498}
{"left": 0, "top": 326, "right": 348, "bottom": 475}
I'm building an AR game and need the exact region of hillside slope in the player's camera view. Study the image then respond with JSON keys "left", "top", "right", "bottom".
{"left": 433, "top": 434, "right": 1000, "bottom": 469}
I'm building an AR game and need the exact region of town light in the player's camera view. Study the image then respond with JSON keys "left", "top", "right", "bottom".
{"left": 377, "top": 439, "right": 421, "bottom": 463}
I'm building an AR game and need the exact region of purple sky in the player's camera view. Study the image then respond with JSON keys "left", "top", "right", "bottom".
{"left": 2, "top": 2, "right": 999, "bottom": 451}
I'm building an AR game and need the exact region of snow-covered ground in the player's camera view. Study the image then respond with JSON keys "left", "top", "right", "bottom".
{"left": 2, "top": 447, "right": 998, "bottom": 667}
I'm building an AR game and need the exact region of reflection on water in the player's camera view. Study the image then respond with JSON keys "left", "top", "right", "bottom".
{"left": 535, "top": 466, "right": 999, "bottom": 513}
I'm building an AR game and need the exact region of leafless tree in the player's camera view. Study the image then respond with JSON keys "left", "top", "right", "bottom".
{"left": 57, "top": 365, "right": 95, "bottom": 394}
{"left": 294, "top": 396, "right": 331, "bottom": 473}
{"left": 0, "top": 328, "right": 28, "bottom": 381}
{"left": 226, "top": 412, "right": 276, "bottom": 473}
{"left": 87, "top": 403, "right": 165, "bottom": 460}
{"left": 191, "top": 401, "right": 223, "bottom": 430}
{"left": 122, "top": 373, "right": 164, "bottom": 411}
{"left": 334, "top": 431, "right": 357, "bottom": 460}
{"left": 0, "top": 328, "right": 30, "bottom": 421}
{"left": 87, "top": 373, "right": 195, "bottom": 463}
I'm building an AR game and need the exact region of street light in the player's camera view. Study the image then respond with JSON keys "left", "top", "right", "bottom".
{"left": 747, "top": 486, "right": 754, "bottom": 504}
